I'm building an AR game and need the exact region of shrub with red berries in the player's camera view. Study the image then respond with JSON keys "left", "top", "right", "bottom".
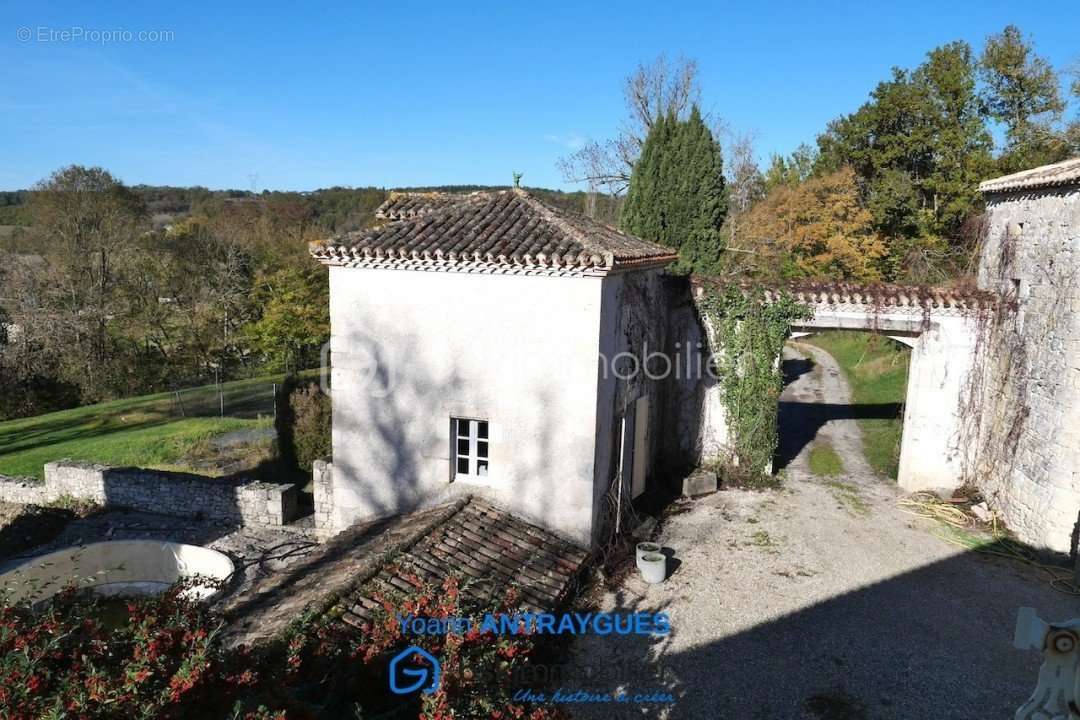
{"left": 1, "top": 574, "right": 566, "bottom": 719}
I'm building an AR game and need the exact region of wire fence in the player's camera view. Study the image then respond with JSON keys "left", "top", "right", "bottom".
{"left": 170, "top": 380, "right": 281, "bottom": 420}
{"left": 168, "top": 367, "right": 326, "bottom": 420}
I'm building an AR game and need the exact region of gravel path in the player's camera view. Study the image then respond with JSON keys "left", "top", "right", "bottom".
{"left": 565, "top": 342, "right": 1079, "bottom": 719}
{"left": 777, "top": 343, "right": 875, "bottom": 477}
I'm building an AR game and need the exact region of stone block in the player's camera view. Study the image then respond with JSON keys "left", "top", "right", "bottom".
{"left": 682, "top": 468, "right": 718, "bottom": 498}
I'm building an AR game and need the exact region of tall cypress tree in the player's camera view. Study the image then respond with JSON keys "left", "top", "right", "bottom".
{"left": 619, "top": 112, "right": 670, "bottom": 249}
{"left": 620, "top": 105, "right": 728, "bottom": 275}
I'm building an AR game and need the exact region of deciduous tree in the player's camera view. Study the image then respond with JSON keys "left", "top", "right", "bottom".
{"left": 244, "top": 265, "right": 330, "bottom": 373}
{"left": 979, "top": 25, "right": 1067, "bottom": 170}
{"left": 558, "top": 54, "right": 703, "bottom": 195}
{"left": 22, "top": 166, "right": 148, "bottom": 399}
{"left": 740, "top": 167, "right": 886, "bottom": 281}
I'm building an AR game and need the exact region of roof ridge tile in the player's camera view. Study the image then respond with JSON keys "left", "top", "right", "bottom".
{"left": 313, "top": 188, "right": 676, "bottom": 274}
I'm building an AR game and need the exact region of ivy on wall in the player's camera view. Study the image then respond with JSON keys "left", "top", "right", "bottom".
{"left": 698, "top": 286, "right": 812, "bottom": 483}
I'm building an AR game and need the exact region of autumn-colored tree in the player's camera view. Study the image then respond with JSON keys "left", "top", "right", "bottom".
{"left": 244, "top": 265, "right": 330, "bottom": 373}
{"left": 21, "top": 166, "right": 149, "bottom": 400}
{"left": 740, "top": 167, "right": 886, "bottom": 282}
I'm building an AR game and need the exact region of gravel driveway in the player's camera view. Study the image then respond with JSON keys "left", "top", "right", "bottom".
{"left": 565, "top": 342, "right": 1079, "bottom": 719}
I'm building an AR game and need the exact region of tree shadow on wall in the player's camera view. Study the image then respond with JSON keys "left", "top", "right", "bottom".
{"left": 332, "top": 333, "right": 573, "bottom": 541}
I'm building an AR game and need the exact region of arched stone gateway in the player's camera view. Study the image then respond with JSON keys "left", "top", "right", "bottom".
{"left": 689, "top": 278, "right": 1000, "bottom": 494}
{"left": 686, "top": 157, "right": 1080, "bottom": 554}
{"left": 310, "top": 162, "right": 1077, "bottom": 553}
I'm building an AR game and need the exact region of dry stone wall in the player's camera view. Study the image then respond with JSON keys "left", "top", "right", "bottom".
{"left": 0, "top": 462, "right": 298, "bottom": 528}
{"left": 974, "top": 187, "right": 1080, "bottom": 553}
{"left": 311, "top": 458, "right": 334, "bottom": 537}
{"left": 0, "top": 475, "right": 52, "bottom": 505}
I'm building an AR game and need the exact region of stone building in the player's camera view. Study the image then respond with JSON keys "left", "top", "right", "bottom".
{"left": 308, "top": 159, "right": 1080, "bottom": 554}
{"left": 310, "top": 190, "right": 676, "bottom": 545}
{"left": 974, "top": 157, "right": 1080, "bottom": 553}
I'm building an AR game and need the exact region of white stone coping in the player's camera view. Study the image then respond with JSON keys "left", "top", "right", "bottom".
{"left": 0, "top": 540, "right": 235, "bottom": 605}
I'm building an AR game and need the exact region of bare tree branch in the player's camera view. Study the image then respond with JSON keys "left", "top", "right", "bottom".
{"left": 559, "top": 54, "right": 702, "bottom": 195}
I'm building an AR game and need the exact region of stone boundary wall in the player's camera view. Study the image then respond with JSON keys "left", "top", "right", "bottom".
{"left": 0, "top": 475, "right": 52, "bottom": 505}
{"left": 311, "top": 458, "right": 334, "bottom": 538}
{"left": 975, "top": 187, "right": 1080, "bottom": 553}
{"left": 0, "top": 462, "right": 298, "bottom": 528}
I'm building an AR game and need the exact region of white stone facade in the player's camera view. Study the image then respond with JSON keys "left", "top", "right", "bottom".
{"left": 326, "top": 265, "right": 665, "bottom": 546}
{"left": 793, "top": 302, "right": 984, "bottom": 492}
{"left": 974, "top": 186, "right": 1080, "bottom": 553}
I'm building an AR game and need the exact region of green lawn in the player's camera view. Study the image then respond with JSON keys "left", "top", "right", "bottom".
{"left": 0, "top": 371, "right": 318, "bottom": 480}
{"left": 803, "top": 331, "right": 910, "bottom": 479}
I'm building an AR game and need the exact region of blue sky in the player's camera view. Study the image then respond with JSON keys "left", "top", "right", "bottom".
{"left": 2, "top": 1, "right": 1078, "bottom": 192}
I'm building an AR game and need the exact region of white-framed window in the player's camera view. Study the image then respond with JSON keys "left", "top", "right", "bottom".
{"left": 452, "top": 417, "right": 489, "bottom": 480}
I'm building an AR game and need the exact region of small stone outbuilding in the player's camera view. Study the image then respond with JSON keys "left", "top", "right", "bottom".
{"left": 311, "top": 190, "right": 677, "bottom": 546}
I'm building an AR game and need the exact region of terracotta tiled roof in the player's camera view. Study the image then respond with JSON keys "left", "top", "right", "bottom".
{"left": 311, "top": 189, "right": 678, "bottom": 274}
{"left": 979, "top": 157, "right": 1080, "bottom": 194}
{"left": 376, "top": 192, "right": 468, "bottom": 221}
{"left": 341, "top": 498, "right": 589, "bottom": 628}
{"left": 691, "top": 277, "right": 1000, "bottom": 312}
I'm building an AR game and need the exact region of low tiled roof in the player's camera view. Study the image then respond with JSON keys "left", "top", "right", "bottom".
{"left": 311, "top": 189, "right": 678, "bottom": 274}
{"left": 979, "top": 157, "right": 1080, "bottom": 194}
{"left": 341, "top": 498, "right": 589, "bottom": 628}
{"left": 691, "top": 277, "right": 1000, "bottom": 312}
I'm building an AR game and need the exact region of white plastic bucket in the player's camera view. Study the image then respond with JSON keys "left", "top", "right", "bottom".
{"left": 639, "top": 553, "right": 667, "bottom": 584}
{"left": 636, "top": 542, "right": 662, "bottom": 569}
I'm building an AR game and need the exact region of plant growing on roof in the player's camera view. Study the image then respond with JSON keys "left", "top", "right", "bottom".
{"left": 698, "top": 285, "right": 811, "bottom": 484}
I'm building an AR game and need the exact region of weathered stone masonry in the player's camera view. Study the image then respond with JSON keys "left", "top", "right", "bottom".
{"left": 0, "top": 462, "right": 298, "bottom": 528}
{"left": 311, "top": 458, "right": 334, "bottom": 537}
{"left": 974, "top": 160, "right": 1080, "bottom": 553}
{"left": 683, "top": 278, "right": 995, "bottom": 494}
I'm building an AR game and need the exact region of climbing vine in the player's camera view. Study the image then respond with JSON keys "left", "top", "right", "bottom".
{"left": 698, "top": 285, "right": 812, "bottom": 484}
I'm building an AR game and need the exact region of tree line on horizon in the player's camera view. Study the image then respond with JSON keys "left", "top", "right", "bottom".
{"left": 0, "top": 175, "right": 620, "bottom": 421}
{"left": 1, "top": 24, "right": 1076, "bottom": 420}
{"left": 568, "top": 26, "right": 1080, "bottom": 284}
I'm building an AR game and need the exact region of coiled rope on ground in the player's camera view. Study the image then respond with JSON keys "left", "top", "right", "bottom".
{"left": 898, "top": 491, "right": 1080, "bottom": 596}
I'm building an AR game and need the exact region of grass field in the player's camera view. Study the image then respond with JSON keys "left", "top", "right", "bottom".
{"left": 0, "top": 371, "right": 318, "bottom": 480}
{"left": 803, "top": 331, "right": 910, "bottom": 479}
{"left": 808, "top": 442, "right": 844, "bottom": 476}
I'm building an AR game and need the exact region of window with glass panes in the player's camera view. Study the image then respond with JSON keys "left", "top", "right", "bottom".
{"left": 452, "top": 418, "right": 489, "bottom": 479}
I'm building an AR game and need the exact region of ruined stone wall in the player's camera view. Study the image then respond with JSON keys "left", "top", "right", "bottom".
{"left": 0, "top": 475, "right": 52, "bottom": 505}
{"left": 311, "top": 458, "right": 335, "bottom": 538}
{"left": 975, "top": 187, "right": 1080, "bottom": 553}
{"left": 0, "top": 462, "right": 297, "bottom": 528}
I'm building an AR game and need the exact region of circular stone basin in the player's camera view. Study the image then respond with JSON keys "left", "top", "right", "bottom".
{"left": 0, "top": 540, "right": 234, "bottom": 605}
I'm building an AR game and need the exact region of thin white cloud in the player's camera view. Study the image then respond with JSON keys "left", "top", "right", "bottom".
{"left": 543, "top": 133, "right": 586, "bottom": 151}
